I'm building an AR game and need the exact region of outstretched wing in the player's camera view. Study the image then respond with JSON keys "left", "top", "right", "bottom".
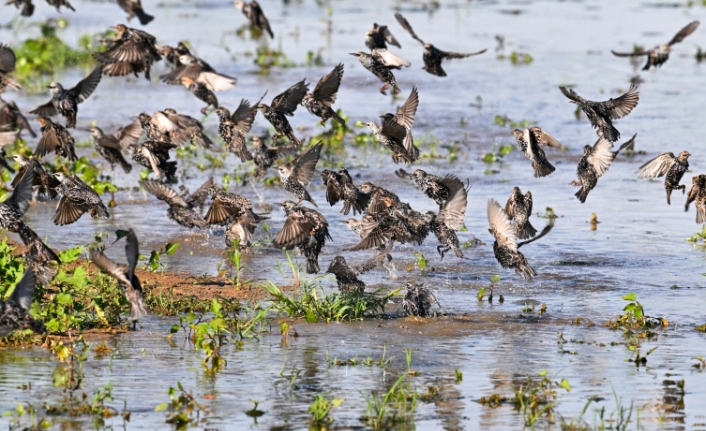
{"left": 125, "top": 230, "right": 139, "bottom": 280}
{"left": 231, "top": 99, "right": 258, "bottom": 136}
{"left": 354, "top": 242, "right": 394, "bottom": 275}
{"left": 90, "top": 249, "right": 131, "bottom": 286}
{"left": 587, "top": 137, "right": 616, "bottom": 177}
{"left": 311, "top": 63, "right": 344, "bottom": 105}
{"left": 8, "top": 266, "right": 36, "bottom": 311}
{"left": 558, "top": 86, "right": 586, "bottom": 105}
{"left": 0, "top": 44, "right": 17, "bottom": 74}
{"left": 611, "top": 50, "right": 649, "bottom": 58}
{"left": 602, "top": 84, "right": 639, "bottom": 120}
{"left": 669, "top": 20, "right": 700, "bottom": 46}
{"left": 271, "top": 79, "right": 309, "bottom": 115}
{"left": 291, "top": 142, "right": 323, "bottom": 186}
{"left": 487, "top": 199, "right": 517, "bottom": 251}
{"left": 636, "top": 152, "right": 677, "bottom": 179}
{"left": 394, "top": 12, "right": 425, "bottom": 45}
{"left": 393, "top": 86, "right": 419, "bottom": 130}
{"left": 371, "top": 49, "right": 410, "bottom": 68}
{"left": 440, "top": 48, "right": 487, "bottom": 60}
{"left": 529, "top": 126, "right": 562, "bottom": 149}
{"left": 70, "top": 66, "right": 103, "bottom": 103}
{"left": 141, "top": 179, "right": 188, "bottom": 207}
{"left": 439, "top": 175, "right": 469, "bottom": 231}
{"left": 113, "top": 120, "right": 143, "bottom": 148}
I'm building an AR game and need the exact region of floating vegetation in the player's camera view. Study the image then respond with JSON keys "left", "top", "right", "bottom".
{"left": 482, "top": 142, "right": 515, "bottom": 163}
{"left": 497, "top": 51, "right": 534, "bottom": 65}
{"left": 250, "top": 45, "right": 294, "bottom": 75}
{"left": 494, "top": 115, "right": 533, "bottom": 129}
{"left": 606, "top": 292, "right": 667, "bottom": 331}
{"left": 326, "top": 347, "right": 393, "bottom": 367}
{"left": 686, "top": 224, "right": 706, "bottom": 250}
{"left": 155, "top": 382, "right": 209, "bottom": 428}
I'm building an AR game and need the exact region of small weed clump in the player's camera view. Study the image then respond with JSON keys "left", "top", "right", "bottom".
{"left": 155, "top": 382, "right": 209, "bottom": 428}
{"left": 309, "top": 394, "right": 344, "bottom": 427}
{"left": 605, "top": 293, "right": 666, "bottom": 331}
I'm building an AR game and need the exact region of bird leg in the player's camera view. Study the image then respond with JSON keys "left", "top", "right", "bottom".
{"left": 595, "top": 129, "right": 602, "bottom": 137}
{"left": 379, "top": 83, "right": 389, "bottom": 95}
{"left": 569, "top": 179, "right": 581, "bottom": 187}
{"left": 666, "top": 188, "right": 673, "bottom": 205}
{"left": 200, "top": 106, "right": 209, "bottom": 114}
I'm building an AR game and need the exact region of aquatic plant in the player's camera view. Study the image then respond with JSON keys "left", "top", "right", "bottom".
{"left": 2, "top": 403, "right": 51, "bottom": 430}
{"left": 481, "top": 142, "right": 515, "bottom": 163}
{"left": 362, "top": 373, "right": 418, "bottom": 430}
{"left": 513, "top": 370, "right": 571, "bottom": 426}
{"left": 627, "top": 346, "right": 657, "bottom": 367}
{"left": 686, "top": 224, "right": 706, "bottom": 250}
{"left": 606, "top": 292, "right": 666, "bottom": 331}
{"left": 261, "top": 281, "right": 395, "bottom": 323}
{"left": 146, "top": 242, "right": 180, "bottom": 273}
{"left": 155, "top": 382, "right": 208, "bottom": 428}
{"left": 326, "top": 346, "right": 393, "bottom": 367}
{"left": 308, "top": 394, "right": 344, "bottom": 427}
{"left": 251, "top": 45, "right": 294, "bottom": 75}
{"left": 494, "top": 115, "right": 533, "bottom": 129}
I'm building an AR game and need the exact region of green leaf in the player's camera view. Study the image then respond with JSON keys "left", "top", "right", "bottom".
{"left": 538, "top": 369, "right": 548, "bottom": 376}
{"left": 482, "top": 153, "right": 496, "bottom": 163}
{"left": 559, "top": 378, "right": 571, "bottom": 392}
{"left": 170, "top": 324, "right": 180, "bottom": 334}
{"left": 490, "top": 274, "right": 501, "bottom": 283}
{"left": 56, "top": 293, "right": 72, "bottom": 305}
{"left": 622, "top": 292, "right": 637, "bottom": 301}
{"left": 154, "top": 402, "right": 169, "bottom": 412}
{"left": 58, "top": 246, "right": 83, "bottom": 264}
{"left": 165, "top": 243, "right": 180, "bottom": 256}
{"left": 331, "top": 398, "right": 344, "bottom": 408}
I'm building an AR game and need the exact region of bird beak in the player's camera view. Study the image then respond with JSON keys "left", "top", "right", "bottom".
{"left": 349, "top": 53, "right": 358, "bottom": 56}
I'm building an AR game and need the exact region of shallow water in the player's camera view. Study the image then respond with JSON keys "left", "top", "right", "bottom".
{"left": 2, "top": 0, "right": 706, "bottom": 429}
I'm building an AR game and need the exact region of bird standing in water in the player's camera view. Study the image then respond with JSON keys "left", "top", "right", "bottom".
{"left": 611, "top": 21, "right": 700, "bottom": 71}
{"left": 571, "top": 134, "right": 635, "bottom": 203}
{"left": 394, "top": 12, "right": 487, "bottom": 77}
{"left": 636, "top": 150, "right": 691, "bottom": 205}
{"left": 326, "top": 244, "right": 392, "bottom": 293}
{"left": 559, "top": 84, "right": 639, "bottom": 142}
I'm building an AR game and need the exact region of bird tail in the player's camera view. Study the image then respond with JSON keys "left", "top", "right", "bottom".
{"left": 533, "top": 159, "right": 556, "bottom": 178}
{"left": 194, "top": 133, "right": 214, "bottom": 149}
{"left": 453, "top": 246, "right": 464, "bottom": 259}
{"left": 331, "top": 110, "right": 346, "bottom": 126}
{"left": 575, "top": 186, "right": 589, "bottom": 204}
{"left": 600, "top": 124, "right": 620, "bottom": 142}
{"left": 697, "top": 203, "right": 706, "bottom": 224}
{"left": 237, "top": 146, "right": 253, "bottom": 163}
{"left": 666, "top": 188, "right": 672, "bottom": 205}
{"left": 136, "top": 9, "right": 154, "bottom": 25}
{"left": 127, "top": 289, "right": 148, "bottom": 319}
{"left": 21, "top": 1, "right": 34, "bottom": 16}
{"left": 516, "top": 261, "right": 537, "bottom": 281}
{"left": 306, "top": 258, "right": 320, "bottom": 274}
{"left": 516, "top": 221, "right": 537, "bottom": 240}
{"left": 119, "top": 158, "right": 133, "bottom": 174}
{"left": 287, "top": 132, "right": 301, "bottom": 147}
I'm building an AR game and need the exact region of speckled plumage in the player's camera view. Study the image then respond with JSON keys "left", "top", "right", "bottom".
{"left": 571, "top": 134, "right": 635, "bottom": 203}
{"left": 35, "top": 116, "right": 77, "bottom": 161}
{"left": 94, "top": 24, "right": 162, "bottom": 80}
{"left": 505, "top": 187, "right": 536, "bottom": 240}
{"left": 28, "top": 66, "right": 102, "bottom": 128}
{"left": 612, "top": 21, "right": 700, "bottom": 71}
{"left": 350, "top": 51, "right": 400, "bottom": 95}
{"left": 321, "top": 168, "right": 370, "bottom": 216}
{"left": 302, "top": 64, "right": 345, "bottom": 126}
{"left": 326, "top": 245, "right": 391, "bottom": 293}
{"left": 273, "top": 200, "right": 331, "bottom": 274}
{"left": 636, "top": 150, "right": 690, "bottom": 205}
{"left": 278, "top": 142, "right": 323, "bottom": 207}
{"left": 52, "top": 173, "right": 111, "bottom": 226}
{"left": 402, "top": 283, "right": 439, "bottom": 317}
{"left": 560, "top": 85, "right": 639, "bottom": 142}
{"left": 685, "top": 175, "right": 706, "bottom": 223}
{"left": 258, "top": 80, "right": 309, "bottom": 146}
{"left": 141, "top": 179, "right": 208, "bottom": 229}
{"left": 90, "top": 122, "right": 142, "bottom": 173}
{"left": 215, "top": 100, "right": 258, "bottom": 161}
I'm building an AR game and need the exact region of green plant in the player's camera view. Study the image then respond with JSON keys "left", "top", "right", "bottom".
{"left": 363, "top": 374, "right": 418, "bottom": 430}
{"left": 326, "top": 346, "right": 393, "bottom": 367}
{"left": 686, "top": 224, "right": 706, "bottom": 250}
{"left": 252, "top": 45, "right": 294, "bottom": 74}
{"left": 509, "top": 51, "right": 533, "bottom": 65}
{"left": 145, "top": 242, "right": 180, "bottom": 273}
{"left": 155, "top": 382, "right": 208, "bottom": 428}
{"left": 308, "top": 394, "right": 344, "bottom": 426}
{"left": 627, "top": 346, "right": 657, "bottom": 366}
{"left": 2, "top": 402, "right": 51, "bottom": 430}
{"left": 606, "top": 292, "right": 666, "bottom": 331}
{"left": 513, "top": 370, "right": 571, "bottom": 426}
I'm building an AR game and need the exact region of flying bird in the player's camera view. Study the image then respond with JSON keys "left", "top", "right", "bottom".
{"left": 117, "top": 0, "right": 154, "bottom": 25}
{"left": 278, "top": 142, "right": 323, "bottom": 207}
{"left": 505, "top": 187, "right": 536, "bottom": 240}
{"left": 28, "top": 66, "right": 102, "bottom": 128}
{"left": 257, "top": 80, "right": 309, "bottom": 146}
{"left": 571, "top": 134, "right": 635, "bottom": 203}
{"left": 636, "top": 150, "right": 691, "bottom": 205}
{"left": 326, "top": 244, "right": 392, "bottom": 293}
{"left": 302, "top": 64, "right": 345, "bottom": 126}
{"left": 685, "top": 175, "right": 706, "bottom": 223}
{"left": 350, "top": 52, "right": 401, "bottom": 95}
{"left": 611, "top": 21, "right": 700, "bottom": 71}
{"left": 0, "top": 44, "right": 21, "bottom": 91}
{"left": 366, "top": 86, "right": 419, "bottom": 163}
{"left": 89, "top": 121, "right": 143, "bottom": 173}
{"left": 235, "top": 0, "right": 273, "bottom": 39}
{"left": 94, "top": 24, "right": 162, "bottom": 80}
{"left": 512, "top": 127, "right": 562, "bottom": 178}
{"left": 215, "top": 99, "right": 258, "bottom": 161}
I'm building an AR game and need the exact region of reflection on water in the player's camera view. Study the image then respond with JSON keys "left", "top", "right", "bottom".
{"left": 2, "top": 0, "right": 706, "bottom": 428}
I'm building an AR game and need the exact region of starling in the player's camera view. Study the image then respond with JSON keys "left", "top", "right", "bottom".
{"left": 128, "top": 138, "right": 177, "bottom": 181}
{"left": 365, "top": 22, "right": 401, "bottom": 51}
{"left": 161, "top": 53, "right": 237, "bottom": 92}
{"left": 180, "top": 76, "right": 218, "bottom": 114}
{"left": 257, "top": 79, "right": 309, "bottom": 146}
{"left": 89, "top": 121, "right": 142, "bottom": 173}
{"left": 117, "top": 0, "right": 154, "bottom": 25}
{"left": 235, "top": 0, "right": 273, "bottom": 39}
{"left": 571, "top": 134, "right": 636, "bottom": 203}
{"left": 183, "top": 177, "right": 213, "bottom": 211}
{"left": 94, "top": 24, "right": 162, "bottom": 80}
{"left": 44, "top": 0, "right": 74, "bottom": 13}
{"left": 0, "top": 267, "right": 44, "bottom": 337}
{"left": 251, "top": 136, "right": 297, "bottom": 177}
{"left": 204, "top": 183, "right": 257, "bottom": 228}
{"left": 0, "top": 96, "right": 37, "bottom": 137}
{"left": 137, "top": 112, "right": 190, "bottom": 146}
{"left": 350, "top": 200, "right": 429, "bottom": 251}
{"left": 402, "top": 282, "right": 439, "bottom": 318}
{"left": 302, "top": 64, "right": 345, "bottom": 126}
{"left": 89, "top": 230, "right": 147, "bottom": 319}
{"left": 273, "top": 200, "right": 331, "bottom": 274}
{"left": 0, "top": 44, "right": 21, "bottom": 91}
{"left": 321, "top": 167, "right": 370, "bottom": 216}
{"left": 9, "top": 154, "right": 60, "bottom": 199}
{"left": 350, "top": 51, "right": 400, "bottom": 95}
{"left": 360, "top": 181, "right": 399, "bottom": 215}
{"left": 326, "top": 244, "right": 392, "bottom": 293}
{"left": 5, "top": 0, "right": 34, "bottom": 17}
{"left": 163, "top": 42, "right": 191, "bottom": 66}
{"left": 425, "top": 177, "right": 469, "bottom": 260}
{"left": 0, "top": 129, "right": 18, "bottom": 174}
{"left": 395, "top": 12, "right": 487, "bottom": 77}
{"left": 0, "top": 168, "right": 34, "bottom": 234}
{"left": 685, "top": 175, "right": 706, "bottom": 223}
{"left": 35, "top": 116, "right": 77, "bottom": 161}
{"left": 22, "top": 229, "right": 59, "bottom": 287}
{"left": 214, "top": 100, "right": 258, "bottom": 161}
{"left": 612, "top": 21, "right": 700, "bottom": 71}
{"left": 28, "top": 66, "right": 102, "bottom": 129}
{"left": 395, "top": 168, "right": 466, "bottom": 206}
{"left": 160, "top": 109, "right": 214, "bottom": 149}
{"left": 278, "top": 142, "right": 323, "bottom": 207}
{"left": 140, "top": 179, "right": 206, "bottom": 229}
{"left": 559, "top": 84, "right": 639, "bottom": 142}
{"left": 487, "top": 199, "right": 553, "bottom": 281}
{"left": 224, "top": 210, "right": 265, "bottom": 249}
{"left": 512, "top": 127, "right": 562, "bottom": 178}
{"left": 366, "top": 86, "right": 419, "bottom": 163}
{"left": 505, "top": 187, "right": 536, "bottom": 240}
{"left": 53, "top": 173, "right": 111, "bottom": 225}
{"left": 636, "top": 150, "right": 691, "bottom": 205}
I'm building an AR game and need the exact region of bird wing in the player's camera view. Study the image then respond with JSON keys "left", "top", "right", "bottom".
{"left": 271, "top": 79, "right": 309, "bottom": 115}
{"left": 29, "top": 101, "right": 58, "bottom": 117}
{"left": 524, "top": 128, "right": 539, "bottom": 161}
{"left": 636, "top": 152, "right": 677, "bottom": 179}
{"left": 602, "top": 84, "right": 639, "bottom": 120}
{"left": 291, "top": 142, "right": 323, "bottom": 186}
{"left": 439, "top": 175, "right": 468, "bottom": 231}
{"left": 525, "top": 191, "right": 533, "bottom": 214}
{"left": 273, "top": 211, "right": 314, "bottom": 248}
{"left": 111, "top": 120, "right": 143, "bottom": 149}
{"left": 8, "top": 266, "right": 36, "bottom": 312}
{"left": 529, "top": 126, "right": 562, "bottom": 149}
{"left": 517, "top": 222, "right": 553, "bottom": 249}
{"left": 125, "top": 230, "right": 139, "bottom": 279}
{"left": 140, "top": 147, "right": 164, "bottom": 179}
{"left": 587, "top": 137, "right": 616, "bottom": 177}
{"left": 0, "top": 44, "right": 16, "bottom": 74}
{"left": 90, "top": 249, "right": 131, "bottom": 286}
{"left": 197, "top": 71, "right": 237, "bottom": 92}
{"left": 230, "top": 99, "right": 258, "bottom": 136}
{"left": 371, "top": 49, "right": 410, "bottom": 68}
{"left": 487, "top": 199, "right": 517, "bottom": 251}
{"left": 379, "top": 115, "right": 407, "bottom": 141}
{"left": 393, "top": 86, "right": 419, "bottom": 130}
{"left": 70, "top": 66, "right": 103, "bottom": 103}
{"left": 251, "top": 0, "right": 274, "bottom": 38}
{"left": 440, "top": 48, "right": 488, "bottom": 59}
{"left": 53, "top": 196, "right": 87, "bottom": 226}
{"left": 141, "top": 179, "right": 188, "bottom": 207}
{"left": 394, "top": 12, "right": 425, "bottom": 45}
{"left": 668, "top": 20, "right": 700, "bottom": 46}
{"left": 558, "top": 86, "right": 586, "bottom": 104}
{"left": 185, "top": 177, "right": 214, "bottom": 209}
{"left": 151, "top": 111, "right": 178, "bottom": 133}
{"left": 97, "top": 39, "right": 152, "bottom": 63}
{"left": 7, "top": 168, "right": 34, "bottom": 215}
{"left": 205, "top": 198, "right": 231, "bottom": 225}
{"left": 311, "top": 63, "right": 344, "bottom": 105}
{"left": 35, "top": 126, "right": 60, "bottom": 158}
{"left": 610, "top": 50, "right": 649, "bottom": 57}
{"left": 354, "top": 242, "right": 394, "bottom": 275}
